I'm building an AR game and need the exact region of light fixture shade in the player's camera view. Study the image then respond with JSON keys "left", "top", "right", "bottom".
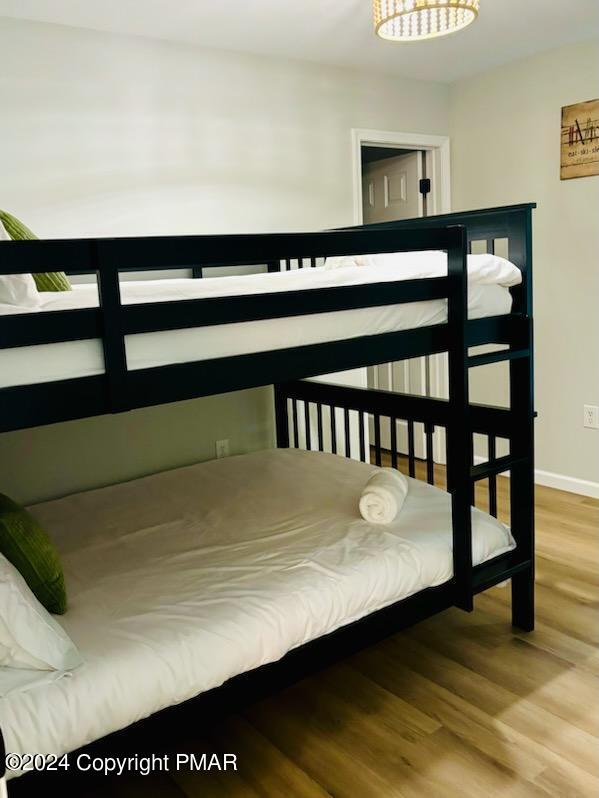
{"left": 373, "top": 0, "right": 480, "bottom": 42}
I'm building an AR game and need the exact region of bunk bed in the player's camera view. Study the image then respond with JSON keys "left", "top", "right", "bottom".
{"left": 0, "top": 203, "right": 535, "bottom": 784}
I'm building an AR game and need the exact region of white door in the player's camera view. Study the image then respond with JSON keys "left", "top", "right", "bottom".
{"left": 362, "top": 152, "right": 423, "bottom": 225}
{"left": 362, "top": 151, "right": 431, "bottom": 458}
{"left": 299, "top": 154, "right": 422, "bottom": 459}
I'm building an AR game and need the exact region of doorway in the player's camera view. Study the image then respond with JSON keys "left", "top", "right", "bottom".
{"left": 308, "top": 130, "right": 451, "bottom": 462}
{"left": 361, "top": 147, "right": 428, "bottom": 224}
{"left": 353, "top": 130, "right": 451, "bottom": 463}
{"left": 351, "top": 128, "right": 451, "bottom": 224}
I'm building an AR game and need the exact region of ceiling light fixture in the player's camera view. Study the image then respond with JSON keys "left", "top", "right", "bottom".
{"left": 373, "top": 0, "right": 480, "bottom": 42}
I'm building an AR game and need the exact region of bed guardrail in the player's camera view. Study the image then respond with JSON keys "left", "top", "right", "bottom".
{"left": 275, "top": 377, "right": 534, "bottom": 625}
{"left": 0, "top": 205, "right": 534, "bottom": 435}
{"left": 0, "top": 224, "right": 472, "bottom": 430}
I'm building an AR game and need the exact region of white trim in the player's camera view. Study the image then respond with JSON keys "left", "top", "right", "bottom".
{"left": 534, "top": 469, "right": 599, "bottom": 499}
{"left": 351, "top": 128, "right": 451, "bottom": 225}
{"left": 473, "top": 455, "right": 599, "bottom": 499}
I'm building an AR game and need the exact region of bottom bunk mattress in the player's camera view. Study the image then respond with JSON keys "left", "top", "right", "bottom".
{"left": 1, "top": 448, "right": 515, "bottom": 766}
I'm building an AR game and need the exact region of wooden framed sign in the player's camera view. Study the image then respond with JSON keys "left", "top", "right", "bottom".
{"left": 560, "top": 99, "right": 599, "bottom": 180}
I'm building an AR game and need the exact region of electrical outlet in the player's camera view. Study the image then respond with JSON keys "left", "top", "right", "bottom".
{"left": 215, "top": 439, "right": 230, "bottom": 459}
{"left": 583, "top": 405, "right": 599, "bottom": 430}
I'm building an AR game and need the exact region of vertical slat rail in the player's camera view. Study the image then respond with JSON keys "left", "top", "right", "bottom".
{"left": 96, "top": 242, "right": 129, "bottom": 414}
{"left": 291, "top": 399, "right": 299, "bottom": 449}
{"left": 344, "top": 409, "right": 351, "bottom": 458}
{"left": 330, "top": 406, "right": 337, "bottom": 455}
{"left": 304, "top": 401, "right": 312, "bottom": 451}
{"left": 407, "top": 420, "right": 416, "bottom": 477}
{"left": 446, "top": 226, "right": 474, "bottom": 613}
{"left": 373, "top": 414, "right": 382, "bottom": 466}
{"left": 274, "top": 385, "right": 290, "bottom": 448}
{"left": 390, "top": 418, "right": 398, "bottom": 471}
{"left": 316, "top": 402, "right": 324, "bottom": 451}
{"left": 359, "top": 413, "right": 366, "bottom": 462}
{"left": 488, "top": 436, "right": 498, "bottom": 518}
{"left": 425, "top": 422, "right": 435, "bottom": 485}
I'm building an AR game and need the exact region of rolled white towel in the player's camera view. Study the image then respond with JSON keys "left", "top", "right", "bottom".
{"left": 359, "top": 468, "right": 409, "bottom": 525}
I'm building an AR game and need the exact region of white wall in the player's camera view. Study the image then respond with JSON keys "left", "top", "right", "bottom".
{"left": 0, "top": 18, "right": 449, "bottom": 237}
{"left": 0, "top": 17, "right": 449, "bottom": 503}
{"left": 450, "top": 39, "right": 599, "bottom": 491}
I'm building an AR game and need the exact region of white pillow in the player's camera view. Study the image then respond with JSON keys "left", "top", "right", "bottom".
{"left": 468, "top": 253, "right": 522, "bottom": 287}
{"left": 0, "top": 274, "right": 40, "bottom": 307}
{"left": 0, "top": 554, "right": 81, "bottom": 672}
{"left": 324, "top": 254, "right": 369, "bottom": 270}
{"left": 324, "top": 249, "right": 522, "bottom": 288}
{"left": 0, "top": 219, "right": 41, "bottom": 307}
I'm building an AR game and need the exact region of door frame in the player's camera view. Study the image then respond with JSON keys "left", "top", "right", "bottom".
{"left": 351, "top": 128, "right": 451, "bottom": 224}
{"left": 352, "top": 128, "right": 451, "bottom": 465}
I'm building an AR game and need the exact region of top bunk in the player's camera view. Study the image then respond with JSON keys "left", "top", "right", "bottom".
{"left": 0, "top": 203, "right": 535, "bottom": 433}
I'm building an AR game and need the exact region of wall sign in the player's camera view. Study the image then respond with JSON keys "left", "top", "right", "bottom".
{"left": 560, "top": 99, "right": 599, "bottom": 180}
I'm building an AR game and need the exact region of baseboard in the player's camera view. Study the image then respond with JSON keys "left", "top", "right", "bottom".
{"left": 534, "top": 469, "right": 599, "bottom": 499}
{"left": 473, "top": 455, "right": 599, "bottom": 499}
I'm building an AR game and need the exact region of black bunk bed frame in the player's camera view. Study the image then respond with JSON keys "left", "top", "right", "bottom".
{"left": 0, "top": 203, "right": 535, "bottom": 782}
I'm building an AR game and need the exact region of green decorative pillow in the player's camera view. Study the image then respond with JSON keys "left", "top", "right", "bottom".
{"left": 0, "top": 493, "right": 67, "bottom": 615}
{"left": 0, "top": 209, "right": 71, "bottom": 292}
{"left": 32, "top": 271, "right": 72, "bottom": 292}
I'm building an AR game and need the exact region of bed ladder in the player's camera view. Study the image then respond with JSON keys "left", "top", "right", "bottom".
{"left": 457, "top": 313, "right": 535, "bottom": 628}
{"left": 446, "top": 220, "right": 535, "bottom": 625}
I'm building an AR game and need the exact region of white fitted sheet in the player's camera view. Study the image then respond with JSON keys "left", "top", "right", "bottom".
{"left": 0, "top": 254, "right": 520, "bottom": 388}
{"left": 0, "top": 448, "right": 515, "bottom": 767}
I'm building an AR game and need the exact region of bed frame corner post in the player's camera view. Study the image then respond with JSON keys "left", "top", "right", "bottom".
{"left": 495, "top": 205, "right": 534, "bottom": 631}
{"left": 511, "top": 565, "right": 534, "bottom": 632}
{"left": 446, "top": 225, "right": 474, "bottom": 613}
{"left": 510, "top": 318, "right": 535, "bottom": 632}
{"left": 508, "top": 204, "right": 534, "bottom": 317}
{"left": 274, "top": 383, "right": 290, "bottom": 448}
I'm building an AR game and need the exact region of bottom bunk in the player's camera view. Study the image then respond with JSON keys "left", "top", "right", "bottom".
{"left": 1, "top": 447, "right": 515, "bottom": 776}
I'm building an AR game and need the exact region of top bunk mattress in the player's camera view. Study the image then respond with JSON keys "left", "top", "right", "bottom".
{"left": 0, "top": 448, "right": 515, "bottom": 765}
{"left": 0, "top": 253, "right": 521, "bottom": 388}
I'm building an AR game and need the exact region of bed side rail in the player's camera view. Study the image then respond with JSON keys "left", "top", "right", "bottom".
{"left": 275, "top": 378, "right": 534, "bottom": 614}
{"left": 340, "top": 202, "right": 535, "bottom": 316}
{"left": 0, "top": 225, "right": 466, "bottom": 421}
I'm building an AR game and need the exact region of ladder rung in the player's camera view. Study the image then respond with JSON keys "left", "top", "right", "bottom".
{"left": 470, "top": 454, "right": 528, "bottom": 481}
{"left": 468, "top": 348, "right": 529, "bottom": 368}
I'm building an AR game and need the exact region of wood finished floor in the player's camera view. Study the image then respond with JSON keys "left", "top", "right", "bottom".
{"left": 14, "top": 458, "right": 599, "bottom": 798}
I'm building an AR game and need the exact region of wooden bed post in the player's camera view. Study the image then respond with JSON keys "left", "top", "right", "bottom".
{"left": 509, "top": 332, "right": 535, "bottom": 630}
{"left": 446, "top": 226, "right": 474, "bottom": 613}
{"left": 508, "top": 207, "right": 535, "bottom": 631}
{"left": 274, "top": 384, "right": 290, "bottom": 448}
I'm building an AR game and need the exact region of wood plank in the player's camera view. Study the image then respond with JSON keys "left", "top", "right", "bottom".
{"left": 208, "top": 716, "right": 331, "bottom": 798}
